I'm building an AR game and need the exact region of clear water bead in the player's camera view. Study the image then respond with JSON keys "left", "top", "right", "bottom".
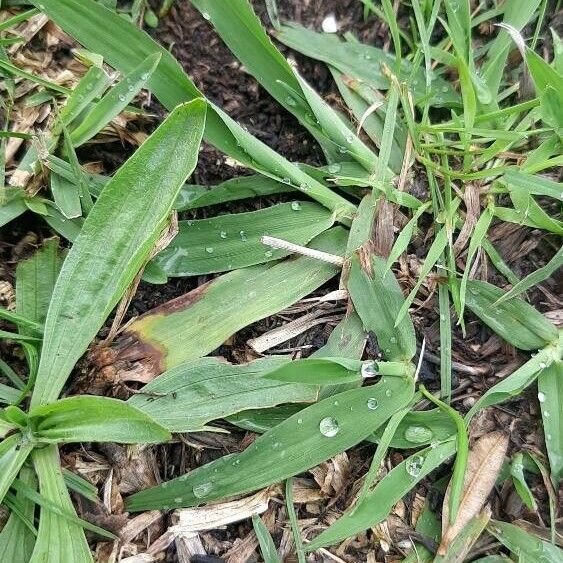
{"left": 319, "top": 417, "right": 339, "bottom": 437}
{"left": 220, "top": 231, "right": 227, "bottom": 239}
{"left": 291, "top": 201, "right": 301, "bottom": 211}
{"left": 405, "top": 455, "right": 424, "bottom": 477}
{"left": 404, "top": 425, "right": 433, "bottom": 444}
{"left": 367, "top": 398, "right": 378, "bottom": 410}
{"left": 205, "top": 247, "right": 214, "bottom": 254}
{"left": 361, "top": 360, "right": 377, "bottom": 379}
{"left": 192, "top": 482, "right": 213, "bottom": 498}
{"left": 538, "top": 392, "right": 546, "bottom": 403}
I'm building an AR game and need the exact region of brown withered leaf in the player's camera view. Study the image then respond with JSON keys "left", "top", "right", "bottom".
{"left": 438, "top": 431, "right": 509, "bottom": 555}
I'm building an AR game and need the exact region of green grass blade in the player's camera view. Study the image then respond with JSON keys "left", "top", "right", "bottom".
{"left": 538, "top": 361, "right": 563, "bottom": 482}
{"left": 70, "top": 53, "right": 160, "bottom": 146}
{"left": 109, "top": 228, "right": 347, "bottom": 379}
{"left": 153, "top": 201, "right": 334, "bottom": 276}
{"left": 285, "top": 478, "right": 306, "bottom": 563}
{"left": 29, "top": 396, "right": 171, "bottom": 444}
{"left": 487, "top": 520, "right": 563, "bottom": 561}
{"left": 128, "top": 357, "right": 318, "bottom": 432}
{"left": 252, "top": 515, "right": 282, "bottom": 563}
{"left": 306, "top": 441, "right": 456, "bottom": 550}
{"left": 0, "top": 467, "right": 37, "bottom": 563}
{"left": 348, "top": 254, "right": 417, "bottom": 361}
{"left": 0, "top": 435, "right": 34, "bottom": 505}
{"left": 31, "top": 100, "right": 206, "bottom": 407}
{"left": 50, "top": 173, "right": 82, "bottom": 219}
{"left": 126, "top": 375, "right": 414, "bottom": 511}
{"left": 463, "top": 279, "right": 558, "bottom": 350}
{"left": 510, "top": 453, "right": 537, "bottom": 510}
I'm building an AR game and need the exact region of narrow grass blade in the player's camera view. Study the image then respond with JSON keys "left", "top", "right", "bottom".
{"left": 70, "top": 53, "right": 161, "bottom": 147}
{"left": 99, "top": 228, "right": 347, "bottom": 382}
{"left": 487, "top": 520, "right": 563, "bottom": 561}
{"left": 252, "top": 515, "right": 281, "bottom": 563}
{"left": 31, "top": 100, "right": 206, "bottom": 407}
{"left": 175, "top": 175, "right": 294, "bottom": 211}
{"left": 29, "top": 396, "right": 171, "bottom": 443}
{"left": 0, "top": 188, "right": 27, "bottom": 228}
{"left": 494, "top": 247, "right": 563, "bottom": 305}
{"left": 396, "top": 226, "right": 449, "bottom": 324}
{"left": 510, "top": 453, "right": 537, "bottom": 509}
{"left": 153, "top": 201, "right": 334, "bottom": 276}
{"left": 466, "top": 337, "right": 562, "bottom": 421}
{"left": 348, "top": 253, "right": 417, "bottom": 361}
{"left": 306, "top": 441, "right": 456, "bottom": 550}
{"left": 502, "top": 169, "right": 562, "bottom": 200}
{"left": 0, "top": 467, "right": 37, "bottom": 563}
{"left": 538, "top": 361, "right": 563, "bottom": 482}
{"left": 463, "top": 280, "right": 558, "bottom": 350}
{"left": 285, "top": 478, "right": 306, "bottom": 563}
{"left": 126, "top": 375, "right": 414, "bottom": 511}
{"left": 128, "top": 357, "right": 318, "bottom": 432}
{"left": 29, "top": 446, "right": 93, "bottom": 562}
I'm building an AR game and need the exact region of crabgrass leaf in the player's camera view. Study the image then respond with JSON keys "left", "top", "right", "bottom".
{"left": 51, "top": 173, "right": 82, "bottom": 220}
{"left": 28, "top": 396, "right": 171, "bottom": 443}
{"left": 29, "top": 446, "right": 93, "bottom": 563}
{"left": 252, "top": 515, "right": 282, "bottom": 563}
{"left": 538, "top": 360, "right": 563, "bottom": 481}
{"left": 306, "top": 441, "right": 456, "bottom": 550}
{"left": 30, "top": 100, "right": 206, "bottom": 407}
{"left": 0, "top": 467, "right": 37, "bottom": 563}
{"left": 128, "top": 357, "right": 318, "bottom": 433}
{"left": 510, "top": 452, "right": 537, "bottom": 510}
{"left": 463, "top": 280, "right": 558, "bottom": 350}
{"left": 126, "top": 374, "right": 415, "bottom": 511}
{"left": 16, "top": 240, "right": 63, "bottom": 336}
{"left": 466, "top": 339, "right": 561, "bottom": 421}
{"left": 117, "top": 227, "right": 347, "bottom": 375}
{"left": 0, "top": 434, "right": 34, "bottom": 504}
{"left": 487, "top": 519, "right": 563, "bottom": 561}
{"left": 502, "top": 169, "right": 562, "bottom": 200}
{"left": 70, "top": 53, "right": 161, "bottom": 147}
{"left": 348, "top": 253, "right": 417, "bottom": 361}
{"left": 153, "top": 201, "right": 334, "bottom": 276}
{"left": 0, "top": 188, "right": 27, "bottom": 228}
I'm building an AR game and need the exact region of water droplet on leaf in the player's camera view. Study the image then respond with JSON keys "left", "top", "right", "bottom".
{"left": 404, "top": 425, "right": 433, "bottom": 443}
{"left": 405, "top": 455, "right": 424, "bottom": 477}
{"left": 192, "top": 482, "right": 213, "bottom": 498}
{"left": 361, "top": 360, "right": 377, "bottom": 378}
{"left": 291, "top": 201, "right": 301, "bottom": 211}
{"left": 367, "top": 398, "right": 378, "bottom": 410}
{"left": 319, "top": 417, "right": 339, "bottom": 437}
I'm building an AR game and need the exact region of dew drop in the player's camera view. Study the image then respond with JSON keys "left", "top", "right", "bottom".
{"left": 239, "top": 230, "right": 247, "bottom": 241}
{"left": 285, "top": 96, "right": 297, "bottom": 107}
{"left": 299, "top": 182, "right": 310, "bottom": 192}
{"left": 202, "top": 12, "right": 211, "bottom": 20}
{"left": 118, "top": 94, "right": 126, "bottom": 102}
{"left": 220, "top": 230, "right": 227, "bottom": 239}
{"left": 390, "top": 336, "right": 397, "bottom": 344}
{"left": 174, "top": 497, "right": 183, "bottom": 504}
{"left": 128, "top": 85, "right": 134, "bottom": 91}
{"left": 361, "top": 360, "right": 377, "bottom": 379}
{"left": 441, "top": 86, "right": 449, "bottom": 93}
{"left": 539, "top": 362, "right": 546, "bottom": 369}
{"left": 291, "top": 201, "right": 301, "bottom": 211}
{"left": 543, "top": 411, "right": 550, "bottom": 418}
{"left": 385, "top": 389, "right": 392, "bottom": 397}
{"left": 345, "top": 133, "right": 354, "bottom": 143}
{"left": 367, "top": 398, "right": 379, "bottom": 410}
{"left": 205, "top": 247, "right": 214, "bottom": 254}
{"left": 141, "top": 73, "right": 149, "bottom": 80}
{"left": 297, "top": 418, "right": 303, "bottom": 424}
{"left": 404, "top": 425, "right": 433, "bottom": 444}
{"left": 265, "top": 250, "right": 273, "bottom": 258}
{"left": 405, "top": 455, "right": 424, "bottom": 477}
{"left": 282, "top": 177, "right": 291, "bottom": 184}
{"left": 338, "top": 145, "right": 347, "bottom": 153}
{"left": 327, "top": 163, "right": 341, "bottom": 173}
{"left": 319, "top": 417, "right": 339, "bottom": 437}
{"left": 192, "top": 482, "right": 213, "bottom": 498}
{"left": 538, "top": 392, "right": 546, "bottom": 403}
{"left": 86, "top": 83, "right": 93, "bottom": 91}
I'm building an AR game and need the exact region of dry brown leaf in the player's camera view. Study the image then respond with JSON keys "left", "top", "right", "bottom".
{"left": 438, "top": 430, "right": 509, "bottom": 555}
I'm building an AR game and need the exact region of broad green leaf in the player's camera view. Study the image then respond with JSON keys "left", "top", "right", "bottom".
{"left": 0, "top": 188, "right": 27, "bottom": 227}
{"left": 0, "top": 434, "right": 34, "bottom": 504}
{"left": 275, "top": 23, "right": 459, "bottom": 108}
{"left": 494, "top": 247, "right": 563, "bottom": 304}
{"left": 467, "top": 336, "right": 562, "bottom": 420}
{"left": 227, "top": 405, "right": 304, "bottom": 434}
{"left": 28, "top": 396, "right": 171, "bottom": 443}
{"left": 262, "top": 357, "right": 362, "bottom": 386}
{"left": 16, "top": 239, "right": 64, "bottom": 335}
{"left": 126, "top": 375, "right": 415, "bottom": 511}
{"left": 487, "top": 520, "right": 563, "bottom": 561}
{"left": 502, "top": 169, "right": 562, "bottom": 200}
{"left": 510, "top": 452, "right": 537, "bottom": 510}
{"left": 115, "top": 227, "right": 347, "bottom": 376}
{"left": 348, "top": 253, "right": 417, "bottom": 361}
{"left": 538, "top": 360, "right": 563, "bottom": 481}
{"left": 29, "top": 446, "right": 92, "bottom": 563}
{"left": 70, "top": 53, "right": 161, "bottom": 147}
{"left": 128, "top": 357, "right": 318, "bottom": 432}
{"left": 0, "top": 467, "right": 37, "bottom": 563}
{"left": 63, "top": 469, "right": 99, "bottom": 502}
{"left": 51, "top": 173, "right": 82, "bottom": 219}
{"left": 153, "top": 201, "right": 334, "bottom": 276}
{"left": 33, "top": 0, "right": 355, "bottom": 220}
{"left": 174, "top": 175, "right": 294, "bottom": 211}
{"left": 31, "top": 100, "right": 207, "bottom": 407}
{"left": 252, "top": 515, "right": 282, "bottom": 563}
{"left": 306, "top": 441, "right": 456, "bottom": 550}
{"left": 369, "top": 408, "right": 457, "bottom": 448}
{"left": 464, "top": 280, "right": 558, "bottom": 350}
